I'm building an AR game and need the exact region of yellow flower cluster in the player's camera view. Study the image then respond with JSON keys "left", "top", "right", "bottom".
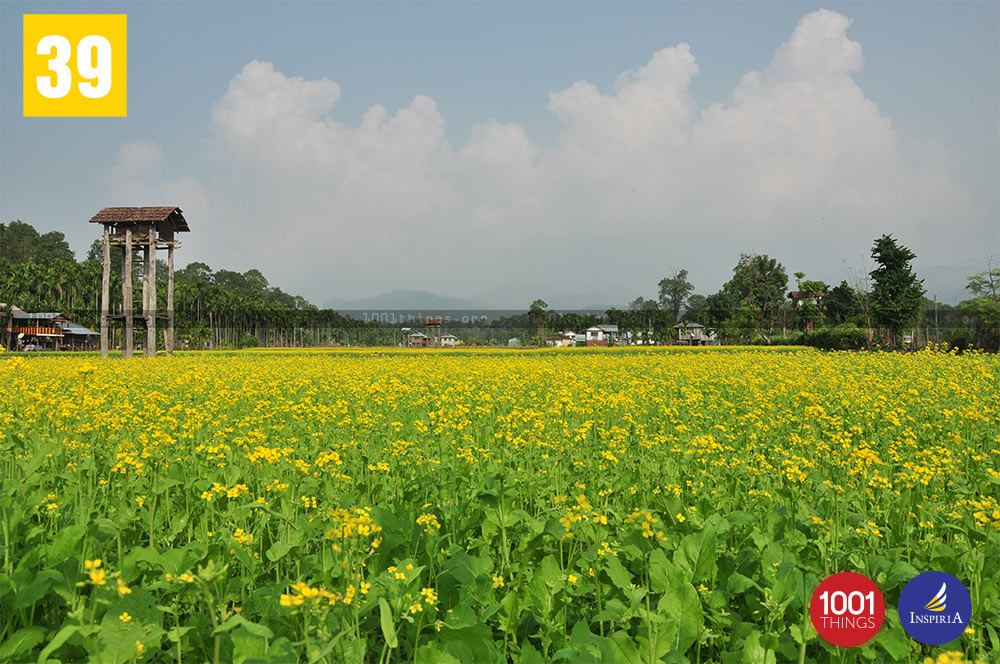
{"left": 416, "top": 512, "right": 441, "bottom": 535}
{"left": 325, "top": 507, "right": 382, "bottom": 539}
{"left": 85, "top": 559, "right": 105, "bottom": 586}
{"left": 280, "top": 581, "right": 338, "bottom": 608}
{"left": 232, "top": 528, "right": 253, "bottom": 544}
{"left": 624, "top": 508, "right": 668, "bottom": 541}
{"left": 954, "top": 496, "right": 1000, "bottom": 529}
{"left": 36, "top": 493, "right": 60, "bottom": 513}
{"left": 558, "top": 494, "right": 608, "bottom": 541}
{"left": 201, "top": 482, "right": 249, "bottom": 501}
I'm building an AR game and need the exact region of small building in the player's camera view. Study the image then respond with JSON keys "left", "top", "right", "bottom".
{"left": 408, "top": 332, "right": 430, "bottom": 348}
{"left": 439, "top": 334, "right": 460, "bottom": 347}
{"left": 508, "top": 337, "right": 521, "bottom": 347}
{"left": 585, "top": 324, "right": 619, "bottom": 347}
{"left": 56, "top": 318, "right": 101, "bottom": 350}
{"left": 787, "top": 290, "right": 825, "bottom": 307}
{"left": 546, "top": 331, "right": 576, "bottom": 347}
{"left": 629, "top": 330, "right": 658, "bottom": 346}
{"left": 674, "top": 321, "right": 717, "bottom": 346}
{"left": 1, "top": 305, "right": 99, "bottom": 350}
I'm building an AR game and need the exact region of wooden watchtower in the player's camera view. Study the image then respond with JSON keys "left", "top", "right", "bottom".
{"left": 89, "top": 207, "right": 190, "bottom": 358}
{"left": 425, "top": 317, "right": 443, "bottom": 347}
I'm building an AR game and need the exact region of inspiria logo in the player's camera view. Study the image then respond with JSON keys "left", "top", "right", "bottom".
{"left": 899, "top": 572, "right": 971, "bottom": 645}
{"left": 924, "top": 582, "right": 947, "bottom": 612}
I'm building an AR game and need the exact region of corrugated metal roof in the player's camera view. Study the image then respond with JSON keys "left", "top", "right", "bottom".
{"left": 57, "top": 321, "right": 98, "bottom": 336}
{"left": 88, "top": 206, "right": 190, "bottom": 231}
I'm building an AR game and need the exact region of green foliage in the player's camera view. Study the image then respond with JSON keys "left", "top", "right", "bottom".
{"left": 683, "top": 294, "right": 708, "bottom": 321}
{"left": 961, "top": 268, "right": 1000, "bottom": 351}
{"left": 1, "top": 219, "right": 371, "bottom": 350}
{"left": 1, "top": 350, "right": 999, "bottom": 662}
{"left": 796, "top": 300, "right": 819, "bottom": 327}
{"left": 658, "top": 269, "right": 695, "bottom": 324}
{"left": 798, "top": 280, "right": 827, "bottom": 294}
{"left": 822, "top": 281, "right": 860, "bottom": 325}
{"left": 527, "top": 300, "right": 550, "bottom": 346}
{"left": 773, "top": 324, "right": 868, "bottom": 350}
{"left": 720, "top": 254, "right": 788, "bottom": 343}
{"left": 870, "top": 235, "right": 925, "bottom": 343}
{"left": 803, "top": 324, "right": 869, "bottom": 350}
{"left": 237, "top": 333, "right": 260, "bottom": 349}
{"left": 0, "top": 220, "right": 75, "bottom": 264}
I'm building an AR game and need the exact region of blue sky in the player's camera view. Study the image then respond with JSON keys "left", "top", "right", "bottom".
{"left": 2, "top": 1, "right": 997, "bottom": 307}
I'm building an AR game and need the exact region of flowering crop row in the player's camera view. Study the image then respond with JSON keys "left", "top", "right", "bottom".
{"left": 0, "top": 347, "right": 997, "bottom": 663}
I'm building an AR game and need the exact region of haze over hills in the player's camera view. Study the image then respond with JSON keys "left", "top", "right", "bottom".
{"left": 324, "top": 290, "right": 484, "bottom": 311}
{"left": 323, "top": 289, "right": 618, "bottom": 312}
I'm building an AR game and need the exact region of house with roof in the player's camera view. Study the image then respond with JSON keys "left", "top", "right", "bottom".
{"left": 787, "top": 290, "right": 825, "bottom": 307}
{"left": 674, "top": 321, "right": 718, "bottom": 346}
{"left": 546, "top": 331, "right": 576, "bottom": 347}
{"left": 585, "top": 324, "right": 619, "bottom": 347}
{"left": 439, "top": 334, "right": 460, "bottom": 347}
{"left": 407, "top": 332, "right": 430, "bottom": 347}
{"left": 1, "top": 304, "right": 99, "bottom": 350}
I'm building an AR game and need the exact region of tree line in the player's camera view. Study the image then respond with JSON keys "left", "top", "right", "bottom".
{"left": 604, "top": 235, "right": 997, "bottom": 351}
{"left": 2, "top": 219, "right": 997, "bottom": 350}
{"left": 0, "top": 220, "right": 375, "bottom": 350}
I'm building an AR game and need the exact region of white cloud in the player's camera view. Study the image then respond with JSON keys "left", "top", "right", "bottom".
{"left": 112, "top": 9, "right": 983, "bottom": 305}
{"left": 211, "top": 60, "right": 341, "bottom": 143}
{"left": 116, "top": 139, "right": 164, "bottom": 170}
{"left": 105, "top": 139, "right": 164, "bottom": 197}
{"left": 104, "top": 141, "right": 213, "bottom": 249}
{"left": 765, "top": 9, "right": 863, "bottom": 85}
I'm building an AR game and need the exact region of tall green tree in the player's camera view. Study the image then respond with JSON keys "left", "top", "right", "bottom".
{"left": 658, "top": 269, "right": 694, "bottom": 324}
{"left": 723, "top": 254, "right": 788, "bottom": 343}
{"left": 528, "top": 299, "right": 549, "bottom": 345}
{"left": 869, "top": 235, "right": 925, "bottom": 345}
{"left": 822, "top": 281, "right": 859, "bottom": 324}
{"left": 1, "top": 220, "right": 74, "bottom": 263}
{"left": 683, "top": 294, "right": 708, "bottom": 323}
{"left": 628, "top": 296, "right": 656, "bottom": 312}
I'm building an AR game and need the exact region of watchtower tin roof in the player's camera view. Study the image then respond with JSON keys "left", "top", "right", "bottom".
{"left": 88, "top": 207, "right": 190, "bottom": 232}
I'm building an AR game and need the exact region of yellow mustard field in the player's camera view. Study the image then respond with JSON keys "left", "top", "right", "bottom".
{"left": 0, "top": 347, "right": 997, "bottom": 663}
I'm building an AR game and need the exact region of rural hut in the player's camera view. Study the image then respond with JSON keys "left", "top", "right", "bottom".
{"left": 89, "top": 206, "right": 190, "bottom": 358}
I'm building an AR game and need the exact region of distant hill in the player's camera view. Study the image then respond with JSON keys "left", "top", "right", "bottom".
{"left": 323, "top": 290, "right": 485, "bottom": 311}
{"left": 324, "top": 288, "right": 624, "bottom": 313}
{"left": 472, "top": 281, "right": 627, "bottom": 311}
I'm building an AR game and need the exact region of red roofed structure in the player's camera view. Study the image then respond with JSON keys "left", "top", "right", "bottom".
{"left": 90, "top": 206, "right": 190, "bottom": 358}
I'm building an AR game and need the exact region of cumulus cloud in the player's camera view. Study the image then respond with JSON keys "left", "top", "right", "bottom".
{"left": 105, "top": 140, "right": 213, "bottom": 247}
{"left": 114, "top": 9, "right": 983, "bottom": 305}
{"left": 212, "top": 61, "right": 342, "bottom": 142}
{"left": 105, "top": 139, "right": 164, "bottom": 194}
{"left": 116, "top": 139, "right": 164, "bottom": 170}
